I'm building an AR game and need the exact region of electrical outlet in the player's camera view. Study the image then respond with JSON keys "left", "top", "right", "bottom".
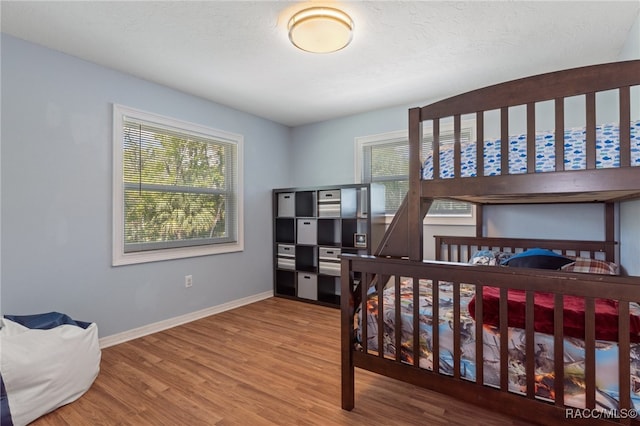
{"left": 185, "top": 275, "right": 193, "bottom": 288}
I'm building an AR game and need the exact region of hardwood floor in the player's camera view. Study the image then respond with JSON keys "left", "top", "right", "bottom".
{"left": 33, "top": 297, "right": 533, "bottom": 425}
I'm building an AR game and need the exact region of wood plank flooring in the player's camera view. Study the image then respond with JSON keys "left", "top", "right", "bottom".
{"left": 33, "top": 297, "right": 533, "bottom": 425}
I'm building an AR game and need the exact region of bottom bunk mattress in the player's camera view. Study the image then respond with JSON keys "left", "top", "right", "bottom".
{"left": 355, "top": 278, "right": 640, "bottom": 411}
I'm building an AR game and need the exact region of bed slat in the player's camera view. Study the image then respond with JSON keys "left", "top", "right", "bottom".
{"left": 501, "top": 107, "right": 509, "bottom": 175}
{"left": 476, "top": 112, "right": 484, "bottom": 177}
{"left": 620, "top": 86, "right": 631, "bottom": 168}
{"left": 395, "top": 275, "right": 402, "bottom": 362}
{"left": 475, "top": 284, "right": 484, "bottom": 386}
{"left": 619, "top": 301, "right": 632, "bottom": 426}
{"left": 432, "top": 119, "right": 440, "bottom": 180}
{"left": 553, "top": 293, "right": 565, "bottom": 407}
{"left": 584, "top": 297, "right": 596, "bottom": 409}
{"left": 413, "top": 276, "right": 420, "bottom": 367}
{"left": 361, "top": 273, "right": 369, "bottom": 354}
{"left": 606, "top": 202, "right": 615, "bottom": 253}
{"left": 586, "top": 92, "right": 596, "bottom": 170}
{"left": 526, "top": 103, "right": 536, "bottom": 174}
{"left": 454, "top": 115, "right": 461, "bottom": 179}
{"left": 433, "top": 279, "right": 440, "bottom": 374}
{"left": 525, "top": 290, "right": 535, "bottom": 398}
{"left": 453, "top": 282, "right": 461, "bottom": 379}
{"left": 554, "top": 98, "right": 565, "bottom": 172}
{"left": 500, "top": 287, "right": 509, "bottom": 391}
{"left": 377, "top": 274, "right": 385, "bottom": 359}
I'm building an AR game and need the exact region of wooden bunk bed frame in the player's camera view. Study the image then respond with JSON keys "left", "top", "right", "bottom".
{"left": 341, "top": 60, "right": 640, "bottom": 425}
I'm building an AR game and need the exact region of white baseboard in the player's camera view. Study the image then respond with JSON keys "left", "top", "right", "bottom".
{"left": 98, "top": 291, "right": 273, "bottom": 349}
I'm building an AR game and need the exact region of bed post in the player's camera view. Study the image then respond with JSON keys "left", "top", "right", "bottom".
{"left": 475, "top": 205, "right": 483, "bottom": 238}
{"left": 341, "top": 256, "right": 354, "bottom": 410}
{"left": 408, "top": 108, "right": 423, "bottom": 261}
{"left": 604, "top": 202, "right": 615, "bottom": 262}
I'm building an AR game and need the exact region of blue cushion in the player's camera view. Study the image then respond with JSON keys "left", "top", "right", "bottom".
{"left": 501, "top": 248, "right": 573, "bottom": 270}
{"left": 3, "top": 312, "right": 91, "bottom": 330}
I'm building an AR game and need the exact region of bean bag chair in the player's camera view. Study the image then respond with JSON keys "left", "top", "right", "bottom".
{"left": 0, "top": 312, "right": 101, "bottom": 426}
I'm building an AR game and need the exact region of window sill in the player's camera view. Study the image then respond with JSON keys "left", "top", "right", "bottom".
{"left": 112, "top": 241, "right": 244, "bottom": 266}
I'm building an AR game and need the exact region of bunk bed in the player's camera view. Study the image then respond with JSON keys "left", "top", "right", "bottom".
{"left": 341, "top": 60, "right": 640, "bottom": 425}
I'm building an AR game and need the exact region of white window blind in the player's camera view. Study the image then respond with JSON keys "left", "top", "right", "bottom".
{"left": 358, "top": 126, "right": 473, "bottom": 217}
{"left": 113, "top": 105, "right": 243, "bottom": 265}
{"left": 361, "top": 138, "right": 410, "bottom": 213}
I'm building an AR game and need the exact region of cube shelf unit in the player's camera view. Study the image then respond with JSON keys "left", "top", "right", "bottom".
{"left": 273, "top": 184, "right": 385, "bottom": 307}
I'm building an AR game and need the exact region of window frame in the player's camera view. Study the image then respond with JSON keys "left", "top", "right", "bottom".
{"left": 112, "top": 104, "right": 244, "bottom": 266}
{"left": 355, "top": 125, "right": 476, "bottom": 226}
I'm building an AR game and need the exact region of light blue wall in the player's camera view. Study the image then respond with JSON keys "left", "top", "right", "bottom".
{"left": 290, "top": 105, "right": 411, "bottom": 187}
{"left": 0, "top": 35, "right": 292, "bottom": 336}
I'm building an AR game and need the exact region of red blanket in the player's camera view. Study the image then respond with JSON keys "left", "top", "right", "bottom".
{"left": 467, "top": 287, "right": 640, "bottom": 343}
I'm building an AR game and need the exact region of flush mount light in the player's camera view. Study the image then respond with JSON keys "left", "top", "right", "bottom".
{"left": 288, "top": 6, "right": 354, "bottom": 54}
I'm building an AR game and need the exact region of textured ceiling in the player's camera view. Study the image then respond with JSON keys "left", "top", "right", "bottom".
{"left": 2, "top": 1, "right": 638, "bottom": 127}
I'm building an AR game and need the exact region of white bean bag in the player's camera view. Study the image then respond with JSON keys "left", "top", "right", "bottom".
{"left": 0, "top": 313, "right": 101, "bottom": 426}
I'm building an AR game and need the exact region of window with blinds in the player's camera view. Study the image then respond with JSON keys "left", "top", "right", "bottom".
{"left": 357, "top": 127, "right": 473, "bottom": 217}
{"left": 113, "top": 105, "right": 243, "bottom": 265}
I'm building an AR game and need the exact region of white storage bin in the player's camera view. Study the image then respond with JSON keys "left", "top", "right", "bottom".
{"left": 318, "top": 247, "right": 341, "bottom": 260}
{"left": 277, "top": 257, "right": 295, "bottom": 270}
{"left": 297, "top": 219, "right": 317, "bottom": 245}
{"left": 277, "top": 193, "right": 295, "bottom": 217}
{"left": 297, "top": 273, "right": 318, "bottom": 300}
{"left": 318, "top": 190, "right": 341, "bottom": 217}
{"left": 277, "top": 244, "right": 295, "bottom": 270}
{"left": 319, "top": 261, "right": 341, "bottom": 276}
{"left": 277, "top": 244, "right": 295, "bottom": 257}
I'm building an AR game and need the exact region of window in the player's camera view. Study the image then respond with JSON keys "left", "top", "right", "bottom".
{"left": 113, "top": 105, "right": 243, "bottom": 265}
{"left": 356, "top": 124, "right": 474, "bottom": 223}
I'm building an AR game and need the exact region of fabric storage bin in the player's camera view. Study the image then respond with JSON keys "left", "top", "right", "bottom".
{"left": 319, "top": 247, "right": 341, "bottom": 260}
{"left": 277, "top": 244, "right": 296, "bottom": 257}
{"left": 297, "top": 219, "right": 317, "bottom": 245}
{"left": 277, "top": 257, "right": 295, "bottom": 270}
{"left": 318, "top": 190, "right": 341, "bottom": 202}
{"left": 319, "top": 247, "right": 341, "bottom": 276}
{"left": 297, "top": 273, "right": 318, "bottom": 300}
{"left": 277, "top": 244, "right": 295, "bottom": 270}
{"left": 319, "top": 261, "right": 341, "bottom": 276}
{"left": 277, "top": 193, "right": 295, "bottom": 217}
{"left": 318, "top": 190, "right": 341, "bottom": 217}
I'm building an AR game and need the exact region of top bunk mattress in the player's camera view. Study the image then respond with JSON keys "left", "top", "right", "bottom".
{"left": 422, "top": 121, "right": 640, "bottom": 180}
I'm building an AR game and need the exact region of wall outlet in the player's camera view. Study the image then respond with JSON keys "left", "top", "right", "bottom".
{"left": 184, "top": 275, "right": 193, "bottom": 288}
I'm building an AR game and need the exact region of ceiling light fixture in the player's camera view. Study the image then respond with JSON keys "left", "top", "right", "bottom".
{"left": 288, "top": 7, "right": 354, "bottom": 54}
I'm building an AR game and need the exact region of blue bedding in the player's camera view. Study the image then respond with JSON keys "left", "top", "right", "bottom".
{"left": 422, "top": 121, "right": 640, "bottom": 179}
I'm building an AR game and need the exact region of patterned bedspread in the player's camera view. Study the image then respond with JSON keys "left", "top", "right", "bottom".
{"left": 422, "top": 121, "right": 640, "bottom": 179}
{"left": 355, "top": 278, "right": 640, "bottom": 410}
